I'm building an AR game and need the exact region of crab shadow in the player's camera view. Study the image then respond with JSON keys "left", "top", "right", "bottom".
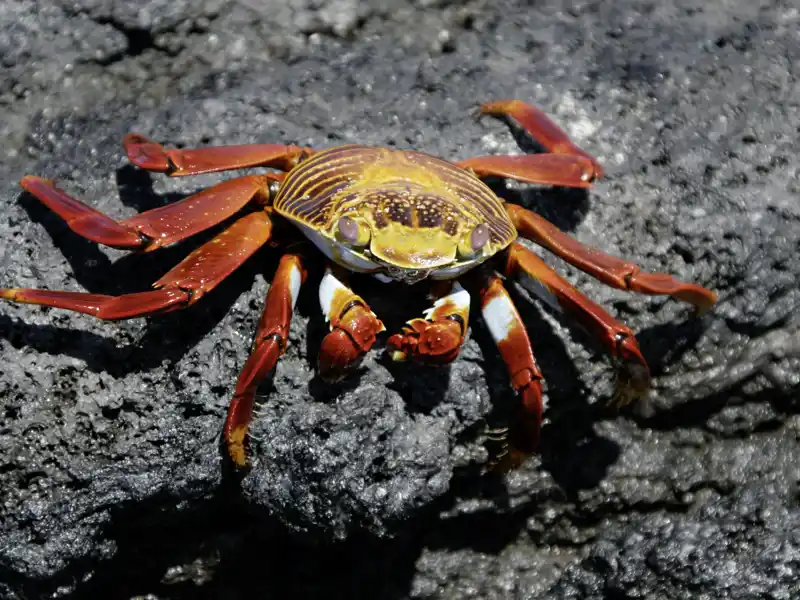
{"left": 625, "top": 303, "right": 790, "bottom": 432}
{"left": 484, "top": 177, "right": 592, "bottom": 234}
{"left": 2, "top": 167, "right": 274, "bottom": 377}
{"left": 408, "top": 304, "right": 722, "bottom": 557}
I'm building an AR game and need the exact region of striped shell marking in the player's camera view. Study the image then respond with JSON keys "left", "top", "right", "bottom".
{"left": 273, "top": 145, "right": 516, "bottom": 278}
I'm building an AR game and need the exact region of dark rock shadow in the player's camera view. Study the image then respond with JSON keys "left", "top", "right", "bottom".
{"left": 611, "top": 307, "right": 740, "bottom": 431}
{"left": 413, "top": 492, "right": 550, "bottom": 556}
{"left": 115, "top": 164, "right": 180, "bottom": 213}
{"left": 631, "top": 382, "right": 800, "bottom": 434}
{"left": 523, "top": 186, "right": 593, "bottom": 234}
{"left": 633, "top": 311, "right": 714, "bottom": 376}
{"left": 382, "top": 358, "right": 453, "bottom": 415}
{"left": 0, "top": 313, "right": 131, "bottom": 368}
{"left": 307, "top": 369, "right": 369, "bottom": 402}
{"left": 501, "top": 115, "right": 558, "bottom": 157}
{"left": 6, "top": 492, "right": 422, "bottom": 600}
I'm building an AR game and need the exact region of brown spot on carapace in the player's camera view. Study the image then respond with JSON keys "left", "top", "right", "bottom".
{"left": 379, "top": 191, "right": 414, "bottom": 227}
{"left": 443, "top": 217, "right": 459, "bottom": 236}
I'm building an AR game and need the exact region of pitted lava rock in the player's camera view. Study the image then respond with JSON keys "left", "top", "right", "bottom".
{"left": 0, "top": 0, "right": 798, "bottom": 598}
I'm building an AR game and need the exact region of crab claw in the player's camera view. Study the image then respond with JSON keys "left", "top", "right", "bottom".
{"left": 386, "top": 318, "right": 464, "bottom": 365}
{"left": 318, "top": 329, "right": 366, "bottom": 382}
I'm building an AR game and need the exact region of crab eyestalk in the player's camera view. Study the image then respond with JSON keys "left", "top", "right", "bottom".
{"left": 336, "top": 215, "right": 372, "bottom": 247}
{"left": 457, "top": 223, "right": 490, "bottom": 258}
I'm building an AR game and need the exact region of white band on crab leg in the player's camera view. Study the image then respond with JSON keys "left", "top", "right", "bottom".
{"left": 319, "top": 267, "right": 350, "bottom": 324}
{"left": 287, "top": 259, "right": 304, "bottom": 310}
{"left": 421, "top": 281, "right": 471, "bottom": 323}
{"left": 481, "top": 284, "right": 548, "bottom": 411}
{"left": 481, "top": 288, "right": 518, "bottom": 346}
{"left": 479, "top": 275, "right": 547, "bottom": 410}
{"left": 318, "top": 266, "right": 384, "bottom": 330}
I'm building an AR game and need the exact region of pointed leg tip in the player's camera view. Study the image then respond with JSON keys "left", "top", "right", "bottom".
{"left": 227, "top": 446, "right": 250, "bottom": 469}
{"left": 19, "top": 175, "right": 50, "bottom": 189}
{"left": 122, "top": 133, "right": 153, "bottom": 146}
{"left": 484, "top": 448, "right": 533, "bottom": 473}
{"left": 674, "top": 287, "right": 718, "bottom": 317}
{"left": 390, "top": 350, "right": 408, "bottom": 362}
{"left": 479, "top": 99, "right": 516, "bottom": 111}
{"left": 609, "top": 376, "right": 650, "bottom": 410}
{"left": 474, "top": 99, "right": 515, "bottom": 119}
{"left": 123, "top": 135, "right": 171, "bottom": 172}
{"left": 226, "top": 427, "right": 251, "bottom": 468}
{"left": 695, "top": 291, "right": 719, "bottom": 316}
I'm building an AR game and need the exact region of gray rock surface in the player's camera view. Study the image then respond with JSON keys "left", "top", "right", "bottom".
{"left": 0, "top": 0, "right": 797, "bottom": 598}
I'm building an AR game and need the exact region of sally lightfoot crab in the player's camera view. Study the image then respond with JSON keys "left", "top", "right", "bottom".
{"left": 1, "top": 100, "right": 717, "bottom": 470}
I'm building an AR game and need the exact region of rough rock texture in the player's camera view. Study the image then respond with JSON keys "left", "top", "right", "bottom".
{"left": 0, "top": 0, "right": 798, "bottom": 598}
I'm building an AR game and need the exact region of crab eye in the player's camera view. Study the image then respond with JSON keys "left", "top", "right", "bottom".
{"left": 337, "top": 216, "right": 371, "bottom": 246}
{"left": 458, "top": 224, "right": 490, "bottom": 257}
{"left": 470, "top": 224, "right": 490, "bottom": 251}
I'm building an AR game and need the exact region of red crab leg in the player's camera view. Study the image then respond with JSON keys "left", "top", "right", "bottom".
{"left": 317, "top": 266, "right": 385, "bottom": 382}
{"left": 502, "top": 242, "right": 650, "bottom": 408}
{"left": 458, "top": 153, "right": 598, "bottom": 188}
{"left": 506, "top": 204, "right": 718, "bottom": 313}
{"left": 123, "top": 134, "right": 315, "bottom": 177}
{"left": 224, "top": 252, "right": 307, "bottom": 467}
{"left": 20, "top": 174, "right": 272, "bottom": 252}
{"left": 476, "top": 99, "right": 603, "bottom": 176}
{"left": 475, "top": 273, "right": 545, "bottom": 471}
{"left": 0, "top": 211, "right": 272, "bottom": 319}
{"left": 386, "top": 281, "right": 471, "bottom": 365}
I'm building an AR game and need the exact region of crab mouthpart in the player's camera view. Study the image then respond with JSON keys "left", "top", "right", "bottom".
{"left": 381, "top": 265, "right": 433, "bottom": 284}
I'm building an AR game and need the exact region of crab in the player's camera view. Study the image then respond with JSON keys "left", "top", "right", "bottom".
{"left": 1, "top": 100, "right": 717, "bottom": 469}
